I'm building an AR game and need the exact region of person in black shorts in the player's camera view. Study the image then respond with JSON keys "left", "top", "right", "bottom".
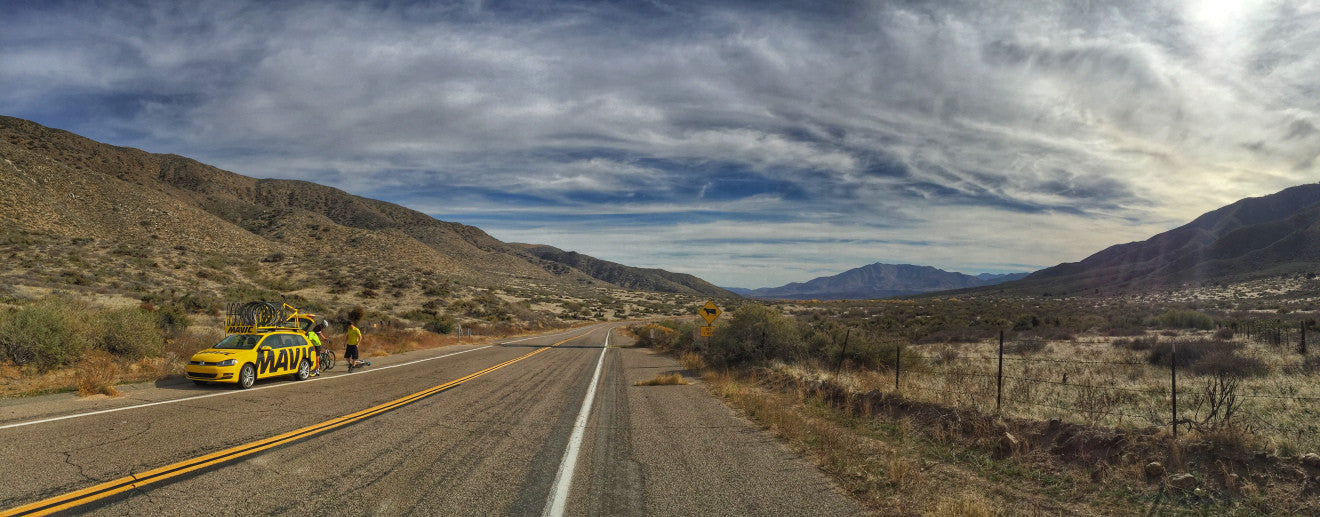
{"left": 345, "top": 321, "right": 368, "bottom": 369}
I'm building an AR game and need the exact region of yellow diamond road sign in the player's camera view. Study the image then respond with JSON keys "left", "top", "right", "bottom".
{"left": 699, "top": 300, "right": 721, "bottom": 324}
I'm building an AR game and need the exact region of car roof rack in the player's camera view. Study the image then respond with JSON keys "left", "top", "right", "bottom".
{"left": 225, "top": 301, "right": 302, "bottom": 335}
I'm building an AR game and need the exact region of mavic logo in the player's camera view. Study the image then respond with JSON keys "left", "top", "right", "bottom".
{"left": 257, "top": 346, "right": 311, "bottom": 375}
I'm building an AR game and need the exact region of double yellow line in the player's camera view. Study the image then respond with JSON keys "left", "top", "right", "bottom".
{"left": 2, "top": 331, "right": 592, "bottom": 516}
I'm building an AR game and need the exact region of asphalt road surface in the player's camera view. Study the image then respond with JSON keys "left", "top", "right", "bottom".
{"left": 0, "top": 323, "right": 864, "bottom": 516}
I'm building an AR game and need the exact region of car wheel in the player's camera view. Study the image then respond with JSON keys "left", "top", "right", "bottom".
{"left": 238, "top": 364, "right": 256, "bottom": 389}
{"left": 293, "top": 359, "right": 310, "bottom": 381}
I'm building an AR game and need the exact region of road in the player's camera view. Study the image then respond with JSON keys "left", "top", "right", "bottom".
{"left": 0, "top": 323, "right": 864, "bottom": 516}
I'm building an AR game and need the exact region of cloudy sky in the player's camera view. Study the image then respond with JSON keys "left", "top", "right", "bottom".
{"left": 5, "top": 1, "right": 1320, "bottom": 288}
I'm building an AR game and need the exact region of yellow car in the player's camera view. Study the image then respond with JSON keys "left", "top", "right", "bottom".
{"left": 186, "top": 302, "right": 319, "bottom": 389}
{"left": 186, "top": 330, "right": 315, "bottom": 388}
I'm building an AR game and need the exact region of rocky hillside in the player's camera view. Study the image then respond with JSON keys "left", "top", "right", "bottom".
{"left": 733, "top": 263, "right": 1029, "bottom": 300}
{"left": 0, "top": 115, "right": 733, "bottom": 324}
{"left": 520, "top": 244, "right": 732, "bottom": 297}
{"left": 1000, "top": 183, "right": 1320, "bottom": 296}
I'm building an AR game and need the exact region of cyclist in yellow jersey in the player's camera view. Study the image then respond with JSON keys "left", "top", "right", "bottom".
{"left": 345, "top": 321, "right": 366, "bottom": 369}
{"left": 308, "top": 322, "right": 326, "bottom": 376}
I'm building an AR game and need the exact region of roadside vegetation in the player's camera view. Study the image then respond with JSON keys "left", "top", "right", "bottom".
{"left": 0, "top": 292, "right": 544, "bottom": 397}
{"left": 628, "top": 296, "right": 1320, "bottom": 515}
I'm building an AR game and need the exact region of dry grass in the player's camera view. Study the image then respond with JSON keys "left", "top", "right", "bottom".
{"left": 635, "top": 372, "right": 688, "bottom": 386}
{"left": 1, "top": 325, "right": 472, "bottom": 397}
{"left": 75, "top": 351, "right": 119, "bottom": 397}
{"left": 699, "top": 369, "right": 1157, "bottom": 516}
{"left": 349, "top": 329, "right": 461, "bottom": 358}
{"left": 858, "top": 333, "right": 1320, "bottom": 454}
{"left": 679, "top": 351, "right": 706, "bottom": 371}
{"left": 930, "top": 496, "right": 998, "bottom": 517}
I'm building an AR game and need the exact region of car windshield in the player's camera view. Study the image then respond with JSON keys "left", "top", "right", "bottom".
{"left": 212, "top": 334, "right": 260, "bottom": 350}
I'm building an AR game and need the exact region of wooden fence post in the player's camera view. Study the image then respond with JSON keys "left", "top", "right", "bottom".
{"left": 834, "top": 328, "right": 851, "bottom": 374}
{"left": 1301, "top": 321, "right": 1308, "bottom": 355}
{"left": 997, "top": 330, "right": 1004, "bottom": 413}
{"left": 895, "top": 345, "right": 901, "bottom": 393}
{"left": 1171, "top": 344, "right": 1178, "bottom": 439}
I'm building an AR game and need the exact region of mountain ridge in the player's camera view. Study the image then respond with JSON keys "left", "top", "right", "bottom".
{"left": 0, "top": 115, "right": 737, "bottom": 306}
{"left": 1006, "top": 183, "right": 1320, "bottom": 295}
{"left": 730, "top": 263, "right": 1030, "bottom": 300}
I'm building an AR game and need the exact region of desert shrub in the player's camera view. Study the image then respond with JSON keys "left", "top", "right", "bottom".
{"left": 76, "top": 351, "right": 120, "bottom": 396}
{"left": 426, "top": 314, "right": 457, "bottom": 334}
{"left": 1189, "top": 350, "right": 1268, "bottom": 377}
{"left": 155, "top": 304, "right": 191, "bottom": 338}
{"left": 1113, "top": 334, "right": 1158, "bottom": 351}
{"left": 1214, "top": 327, "right": 1235, "bottom": 341}
{"left": 630, "top": 323, "right": 676, "bottom": 348}
{"left": 631, "top": 321, "right": 696, "bottom": 352}
{"left": 1104, "top": 326, "right": 1147, "bottom": 337}
{"left": 1147, "top": 339, "right": 1241, "bottom": 371}
{"left": 679, "top": 351, "right": 706, "bottom": 371}
{"left": 834, "top": 333, "right": 903, "bottom": 370}
{"left": 1292, "top": 355, "right": 1320, "bottom": 374}
{"left": 1024, "top": 327, "right": 1076, "bottom": 342}
{"left": 918, "top": 328, "right": 994, "bottom": 344}
{"left": 1156, "top": 309, "right": 1215, "bottom": 330}
{"left": 95, "top": 307, "right": 164, "bottom": 359}
{"left": 707, "top": 305, "right": 804, "bottom": 367}
{"left": 166, "top": 328, "right": 225, "bottom": 359}
{"left": 0, "top": 297, "right": 92, "bottom": 371}
{"left": 346, "top": 306, "right": 366, "bottom": 324}
{"left": 1005, "top": 337, "right": 1047, "bottom": 355}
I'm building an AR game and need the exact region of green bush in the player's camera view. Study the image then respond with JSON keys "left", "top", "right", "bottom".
{"left": 1156, "top": 309, "right": 1215, "bottom": 330}
{"left": 156, "top": 304, "right": 192, "bottom": 337}
{"left": 1189, "top": 350, "right": 1268, "bottom": 377}
{"left": 707, "top": 305, "right": 804, "bottom": 367}
{"left": 1147, "top": 339, "right": 1240, "bottom": 371}
{"left": 0, "top": 298, "right": 92, "bottom": 371}
{"left": 834, "top": 333, "right": 904, "bottom": 370}
{"left": 96, "top": 307, "right": 164, "bottom": 359}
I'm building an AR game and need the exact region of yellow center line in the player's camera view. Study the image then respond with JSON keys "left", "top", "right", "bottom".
{"left": 1, "top": 329, "right": 599, "bottom": 517}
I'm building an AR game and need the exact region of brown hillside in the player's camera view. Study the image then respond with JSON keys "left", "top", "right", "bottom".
{"left": 0, "top": 116, "right": 730, "bottom": 326}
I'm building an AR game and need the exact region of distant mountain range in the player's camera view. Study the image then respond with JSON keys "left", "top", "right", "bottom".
{"left": 741, "top": 182, "right": 1320, "bottom": 300}
{"left": 1007, "top": 182, "right": 1320, "bottom": 295}
{"left": 727, "top": 263, "right": 1030, "bottom": 300}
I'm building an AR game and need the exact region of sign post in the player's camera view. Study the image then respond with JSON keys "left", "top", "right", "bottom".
{"left": 699, "top": 300, "right": 721, "bottom": 337}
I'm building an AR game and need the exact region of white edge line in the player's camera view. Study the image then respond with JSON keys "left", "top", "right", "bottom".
{"left": 543, "top": 328, "right": 612, "bottom": 517}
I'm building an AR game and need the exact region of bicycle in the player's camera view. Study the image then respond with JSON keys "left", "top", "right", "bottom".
{"left": 317, "top": 347, "right": 336, "bottom": 373}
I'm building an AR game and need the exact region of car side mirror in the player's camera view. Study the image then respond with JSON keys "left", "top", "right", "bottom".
{"left": 260, "top": 346, "right": 273, "bottom": 352}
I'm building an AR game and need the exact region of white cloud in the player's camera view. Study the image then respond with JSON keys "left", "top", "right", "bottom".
{"left": 6, "top": 1, "right": 1320, "bottom": 287}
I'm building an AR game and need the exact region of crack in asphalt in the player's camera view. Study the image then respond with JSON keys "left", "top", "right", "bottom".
{"left": 60, "top": 448, "right": 95, "bottom": 483}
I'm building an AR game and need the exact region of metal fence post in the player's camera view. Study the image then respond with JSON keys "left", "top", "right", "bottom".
{"left": 997, "top": 330, "right": 1004, "bottom": 413}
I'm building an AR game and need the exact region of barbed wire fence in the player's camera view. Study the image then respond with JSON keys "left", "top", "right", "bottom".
{"left": 873, "top": 329, "right": 1320, "bottom": 448}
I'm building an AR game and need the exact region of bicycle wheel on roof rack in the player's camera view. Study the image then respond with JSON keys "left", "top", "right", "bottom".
{"left": 231, "top": 301, "right": 280, "bottom": 328}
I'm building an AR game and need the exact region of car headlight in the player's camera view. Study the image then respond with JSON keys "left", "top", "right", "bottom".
{"left": 217, "top": 359, "right": 237, "bottom": 367}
